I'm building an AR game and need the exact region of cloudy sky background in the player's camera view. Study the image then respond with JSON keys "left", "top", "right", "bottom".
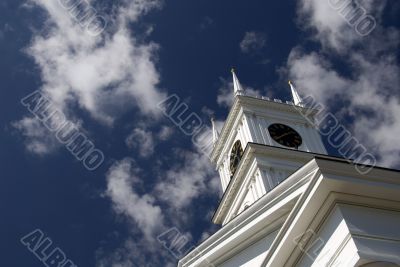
{"left": 0, "top": 0, "right": 399, "bottom": 266}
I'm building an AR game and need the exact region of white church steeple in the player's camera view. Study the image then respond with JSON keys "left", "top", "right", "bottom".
{"left": 289, "top": 80, "right": 304, "bottom": 107}
{"left": 210, "top": 72, "right": 328, "bottom": 224}
{"left": 231, "top": 68, "right": 244, "bottom": 96}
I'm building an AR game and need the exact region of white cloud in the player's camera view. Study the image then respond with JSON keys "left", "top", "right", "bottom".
{"left": 155, "top": 147, "right": 220, "bottom": 210}
{"left": 12, "top": 117, "right": 59, "bottom": 155}
{"left": 125, "top": 125, "right": 175, "bottom": 157}
{"left": 216, "top": 78, "right": 235, "bottom": 108}
{"left": 296, "top": 0, "right": 390, "bottom": 53}
{"left": 240, "top": 31, "right": 266, "bottom": 54}
{"left": 125, "top": 127, "right": 155, "bottom": 158}
{"left": 16, "top": 0, "right": 166, "bottom": 154}
{"left": 296, "top": 0, "right": 358, "bottom": 52}
{"left": 158, "top": 126, "right": 174, "bottom": 141}
{"left": 13, "top": 1, "right": 223, "bottom": 265}
{"left": 216, "top": 86, "right": 234, "bottom": 108}
{"left": 105, "top": 158, "right": 165, "bottom": 241}
{"left": 287, "top": 49, "right": 349, "bottom": 103}
{"left": 288, "top": 0, "right": 400, "bottom": 168}
{"left": 96, "top": 236, "right": 174, "bottom": 267}
{"left": 102, "top": 156, "right": 213, "bottom": 266}
{"left": 144, "top": 118, "right": 223, "bottom": 217}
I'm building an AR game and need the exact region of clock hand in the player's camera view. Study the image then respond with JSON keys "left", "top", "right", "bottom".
{"left": 275, "top": 132, "right": 292, "bottom": 140}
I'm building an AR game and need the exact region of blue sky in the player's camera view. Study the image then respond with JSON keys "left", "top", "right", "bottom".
{"left": 1, "top": 0, "right": 399, "bottom": 266}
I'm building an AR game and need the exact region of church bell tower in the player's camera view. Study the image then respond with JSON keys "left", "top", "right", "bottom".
{"left": 211, "top": 70, "right": 327, "bottom": 225}
{"left": 179, "top": 70, "right": 400, "bottom": 267}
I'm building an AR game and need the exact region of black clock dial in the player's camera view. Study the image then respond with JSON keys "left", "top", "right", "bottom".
{"left": 230, "top": 140, "right": 244, "bottom": 177}
{"left": 268, "top": 123, "right": 302, "bottom": 148}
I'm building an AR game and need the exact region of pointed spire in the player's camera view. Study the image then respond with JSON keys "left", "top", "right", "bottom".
{"left": 231, "top": 68, "right": 244, "bottom": 96}
{"left": 288, "top": 80, "right": 304, "bottom": 107}
{"left": 211, "top": 116, "right": 219, "bottom": 146}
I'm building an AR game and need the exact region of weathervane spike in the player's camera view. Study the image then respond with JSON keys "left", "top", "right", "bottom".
{"left": 231, "top": 68, "right": 244, "bottom": 96}
{"left": 288, "top": 80, "right": 304, "bottom": 107}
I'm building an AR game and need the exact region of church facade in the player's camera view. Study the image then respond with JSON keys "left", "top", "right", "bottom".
{"left": 178, "top": 71, "right": 400, "bottom": 267}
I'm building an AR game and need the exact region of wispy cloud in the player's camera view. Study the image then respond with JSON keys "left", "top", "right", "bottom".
{"left": 101, "top": 158, "right": 176, "bottom": 267}
{"left": 102, "top": 148, "right": 219, "bottom": 266}
{"left": 287, "top": 0, "right": 400, "bottom": 168}
{"left": 12, "top": 117, "right": 60, "bottom": 155}
{"left": 125, "top": 127, "right": 155, "bottom": 158}
{"left": 105, "top": 158, "right": 165, "bottom": 241}
{"left": 125, "top": 124, "right": 174, "bottom": 158}
{"left": 15, "top": 0, "right": 166, "bottom": 154}
{"left": 155, "top": 148, "right": 220, "bottom": 210}
{"left": 157, "top": 126, "right": 174, "bottom": 141}
{"left": 239, "top": 31, "right": 266, "bottom": 54}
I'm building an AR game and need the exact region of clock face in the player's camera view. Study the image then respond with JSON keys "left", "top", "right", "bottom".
{"left": 268, "top": 123, "right": 302, "bottom": 148}
{"left": 230, "top": 140, "right": 244, "bottom": 177}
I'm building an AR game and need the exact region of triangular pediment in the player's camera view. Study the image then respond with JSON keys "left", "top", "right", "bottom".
{"left": 261, "top": 159, "right": 400, "bottom": 267}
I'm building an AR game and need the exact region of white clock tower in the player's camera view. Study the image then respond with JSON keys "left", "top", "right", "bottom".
{"left": 178, "top": 71, "right": 400, "bottom": 267}
{"left": 211, "top": 70, "right": 327, "bottom": 225}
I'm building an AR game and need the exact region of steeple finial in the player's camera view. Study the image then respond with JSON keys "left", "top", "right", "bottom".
{"left": 232, "top": 68, "right": 244, "bottom": 96}
{"left": 211, "top": 116, "right": 219, "bottom": 146}
{"left": 288, "top": 80, "right": 304, "bottom": 107}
